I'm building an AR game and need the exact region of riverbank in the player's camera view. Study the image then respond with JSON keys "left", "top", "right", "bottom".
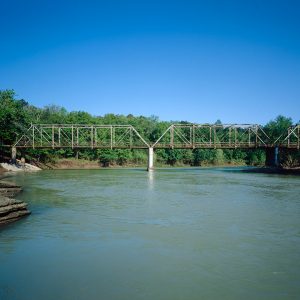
{"left": 21, "top": 158, "right": 299, "bottom": 174}
{"left": 2, "top": 158, "right": 299, "bottom": 176}
{"left": 33, "top": 158, "right": 248, "bottom": 170}
{"left": 47, "top": 160, "right": 300, "bottom": 175}
{"left": 240, "top": 166, "right": 300, "bottom": 175}
{"left": 29, "top": 158, "right": 146, "bottom": 169}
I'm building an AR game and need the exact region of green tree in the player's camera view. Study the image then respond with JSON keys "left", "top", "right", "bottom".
{"left": 0, "top": 90, "right": 32, "bottom": 145}
{"left": 213, "top": 149, "right": 225, "bottom": 165}
{"left": 264, "top": 115, "right": 293, "bottom": 143}
{"left": 116, "top": 149, "right": 132, "bottom": 165}
{"left": 97, "top": 149, "right": 117, "bottom": 167}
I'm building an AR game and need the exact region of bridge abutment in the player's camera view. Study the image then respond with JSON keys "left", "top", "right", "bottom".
{"left": 147, "top": 147, "right": 154, "bottom": 171}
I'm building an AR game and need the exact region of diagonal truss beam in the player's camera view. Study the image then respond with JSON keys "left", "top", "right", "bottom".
{"left": 277, "top": 124, "right": 300, "bottom": 149}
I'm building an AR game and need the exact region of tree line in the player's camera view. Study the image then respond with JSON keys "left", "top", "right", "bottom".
{"left": 0, "top": 89, "right": 299, "bottom": 168}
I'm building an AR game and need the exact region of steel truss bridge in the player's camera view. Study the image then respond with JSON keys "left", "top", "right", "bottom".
{"left": 13, "top": 123, "right": 300, "bottom": 150}
{"left": 14, "top": 124, "right": 150, "bottom": 149}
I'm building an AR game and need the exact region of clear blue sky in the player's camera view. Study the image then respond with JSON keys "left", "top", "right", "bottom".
{"left": 1, "top": 0, "right": 299, "bottom": 124}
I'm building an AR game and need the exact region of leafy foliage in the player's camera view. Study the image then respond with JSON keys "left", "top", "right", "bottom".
{"left": 264, "top": 115, "right": 293, "bottom": 142}
{"left": 0, "top": 89, "right": 299, "bottom": 167}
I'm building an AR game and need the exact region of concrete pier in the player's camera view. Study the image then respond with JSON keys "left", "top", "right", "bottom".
{"left": 147, "top": 147, "right": 154, "bottom": 171}
{"left": 11, "top": 147, "right": 16, "bottom": 164}
{"left": 274, "top": 146, "right": 279, "bottom": 167}
{"left": 265, "top": 147, "right": 279, "bottom": 167}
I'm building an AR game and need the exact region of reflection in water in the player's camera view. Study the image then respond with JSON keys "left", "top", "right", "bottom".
{"left": 0, "top": 168, "right": 300, "bottom": 300}
{"left": 147, "top": 169, "right": 154, "bottom": 190}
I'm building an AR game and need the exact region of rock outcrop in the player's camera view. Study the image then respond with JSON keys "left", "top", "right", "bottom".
{"left": 0, "top": 162, "right": 41, "bottom": 172}
{"left": 0, "top": 181, "right": 30, "bottom": 226}
{"left": 0, "top": 181, "right": 22, "bottom": 197}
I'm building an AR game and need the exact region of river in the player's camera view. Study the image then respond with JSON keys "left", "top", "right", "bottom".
{"left": 0, "top": 168, "right": 300, "bottom": 300}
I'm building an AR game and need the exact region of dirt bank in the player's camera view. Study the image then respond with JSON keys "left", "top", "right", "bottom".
{"left": 38, "top": 158, "right": 248, "bottom": 170}
{"left": 38, "top": 158, "right": 144, "bottom": 169}
{"left": 50, "top": 159, "right": 102, "bottom": 169}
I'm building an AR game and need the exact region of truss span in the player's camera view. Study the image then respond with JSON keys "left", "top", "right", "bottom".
{"left": 152, "top": 124, "right": 271, "bottom": 149}
{"left": 12, "top": 123, "right": 300, "bottom": 149}
{"left": 14, "top": 124, "right": 150, "bottom": 149}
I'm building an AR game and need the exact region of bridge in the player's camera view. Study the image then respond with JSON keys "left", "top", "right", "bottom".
{"left": 10, "top": 123, "right": 300, "bottom": 170}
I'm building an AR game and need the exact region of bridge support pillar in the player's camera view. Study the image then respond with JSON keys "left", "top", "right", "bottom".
{"left": 274, "top": 146, "right": 279, "bottom": 167}
{"left": 11, "top": 147, "right": 17, "bottom": 165}
{"left": 147, "top": 147, "right": 154, "bottom": 171}
{"left": 265, "top": 147, "right": 279, "bottom": 167}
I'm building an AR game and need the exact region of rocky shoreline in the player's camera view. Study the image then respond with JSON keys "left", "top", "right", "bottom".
{"left": 0, "top": 180, "right": 31, "bottom": 226}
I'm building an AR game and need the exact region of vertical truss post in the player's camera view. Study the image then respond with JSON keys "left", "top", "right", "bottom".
{"left": 32, "top": 125, "right": 35, "bottom": 149}
{"left": 234, "top": 127, "right": 237, "bottom": 148}
{"left": 91, "top": 126, "right": 93, "bottom": 149}
{"left": 58, "top": 127, "right": 61, "bottom": 147}
{"left": 209, "top": 126, "right": 212, "bottom": 147}
{"left": 113, "top": 127, "right": 115, "bottom": 148}
{"left": 288, "top": 128, "right": 290, "bottom": 148}
{"left": 170, "top": 125, "right": 174, "bottom": 148}
{"left": 297, "top": 125, "right": 300, "bottom": 149}
{"left": 192, "top": 125, "right": 195, "bottom": 148}
{"left": 213, "top": 126, "right": 216, "bottom": 148}
{"left": 130, "top": 127, "right": 133, "bottom": 148}
{"left": 71, "top": 126, "right": 74, "bottom": 149}
{"left": 110, "top": 126, "right": 113, "bottom": 149}
{"left": 40, "top": 127, "right": 43, "bottom": 147}
{"left": 94, "top": 127, "right": 97, "bottom": 147}
{"left": 76, "top": 127, "right": 79, "bottom": 147}
{"left": 229, "top": 127, "right": 231, "bottom": 146}
{"left": 52, "top": 125, "right": 54, "bottom": 149}
{"left": 255, "top": 125, "right": 258, "bottom": 146}
{"left": 248, "top": 128, "right": 251, "bottom": 147}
